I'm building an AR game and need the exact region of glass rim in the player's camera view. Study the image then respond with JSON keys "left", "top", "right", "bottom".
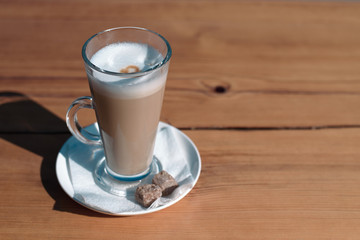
{"left": 81, "top": 26, "right": 172, "bottom": 77}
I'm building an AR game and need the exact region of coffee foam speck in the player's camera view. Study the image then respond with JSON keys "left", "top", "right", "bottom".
{"left": 120, "top": 65, "right": 140, "bottom": 73}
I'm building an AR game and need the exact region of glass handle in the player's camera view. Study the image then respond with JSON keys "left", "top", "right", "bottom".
{"left": 66, "top": 96, "right": 102, "bottom": 145}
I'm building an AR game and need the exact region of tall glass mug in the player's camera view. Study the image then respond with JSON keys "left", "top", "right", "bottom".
{"left": 66, "top": 27, "right": 172, "bottom": 183}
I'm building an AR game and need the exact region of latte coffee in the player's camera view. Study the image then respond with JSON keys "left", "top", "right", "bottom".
{"left": 66, "top": 27, "right": 171, "bottom": 182}
{"left": 88, "top": 42, "right": 168, "bottom": 177}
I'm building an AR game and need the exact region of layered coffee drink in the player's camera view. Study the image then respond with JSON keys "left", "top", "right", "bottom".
{"left": 87, "top": 42, "right": 168, "bottom": 177}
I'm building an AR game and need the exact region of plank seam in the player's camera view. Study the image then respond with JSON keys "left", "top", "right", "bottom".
{"left": 1, "top": 124, "right": 360, "bottom": 134}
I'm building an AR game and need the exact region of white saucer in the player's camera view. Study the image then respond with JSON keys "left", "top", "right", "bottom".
{"left": 56, "top": 122, "right": 201, "bottom": 216}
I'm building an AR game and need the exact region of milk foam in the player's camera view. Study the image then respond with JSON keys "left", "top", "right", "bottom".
{"left": 88, "top": 42, "right": 167, "bottom": 99}
{"left": 91, "top": 42, "right": 163, "bottom": 73}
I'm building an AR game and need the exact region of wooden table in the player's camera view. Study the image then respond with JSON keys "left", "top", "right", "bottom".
{"left": 1, "top": 0, "right": 360, "bottom": 239}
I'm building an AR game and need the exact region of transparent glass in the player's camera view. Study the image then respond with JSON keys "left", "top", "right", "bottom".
{"left": 66, "top": 27, "right": 171, "bottom": 186}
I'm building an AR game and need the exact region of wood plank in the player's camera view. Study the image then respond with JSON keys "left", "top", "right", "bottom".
{"left": 1, "top": 0, "right": 360, "bottom": 84}
{"left": 1, "top": 1, "right": 360, "bottom": 130}
{"left": 1, "top": 128, "right": 360, "bottom": 239}
{"left": 1, "top": 80, "right": 360, "bottom": 131}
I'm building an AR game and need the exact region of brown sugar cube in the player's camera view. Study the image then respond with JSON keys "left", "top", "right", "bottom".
{"left": 135, "top": 184, "right": 162, "bottom": 208}
{"left": 152, "top": 170, "right": 179, "bottom": 196}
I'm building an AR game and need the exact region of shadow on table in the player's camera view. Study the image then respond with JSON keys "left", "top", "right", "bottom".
{"left": 0, "top": 91, "right": 112, "bottom": 217}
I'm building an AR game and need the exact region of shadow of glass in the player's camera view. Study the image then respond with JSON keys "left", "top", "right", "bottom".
{"left": 0, "top": 91, "right": 112, "bottom": 217}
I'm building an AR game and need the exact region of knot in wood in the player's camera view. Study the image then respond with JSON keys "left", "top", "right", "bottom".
{"left": 214, "top": 85, "right": 227, "bottom": 94}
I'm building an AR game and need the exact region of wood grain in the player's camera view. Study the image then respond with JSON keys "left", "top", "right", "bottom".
{"left": 2, "top": 0, "right": 360, "bottom": 239}
{"left": 1, "top": 1, "right": 360, "bottom": 129}
{"left": 1, "top": 129, "right": 360, "bottom": 239}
